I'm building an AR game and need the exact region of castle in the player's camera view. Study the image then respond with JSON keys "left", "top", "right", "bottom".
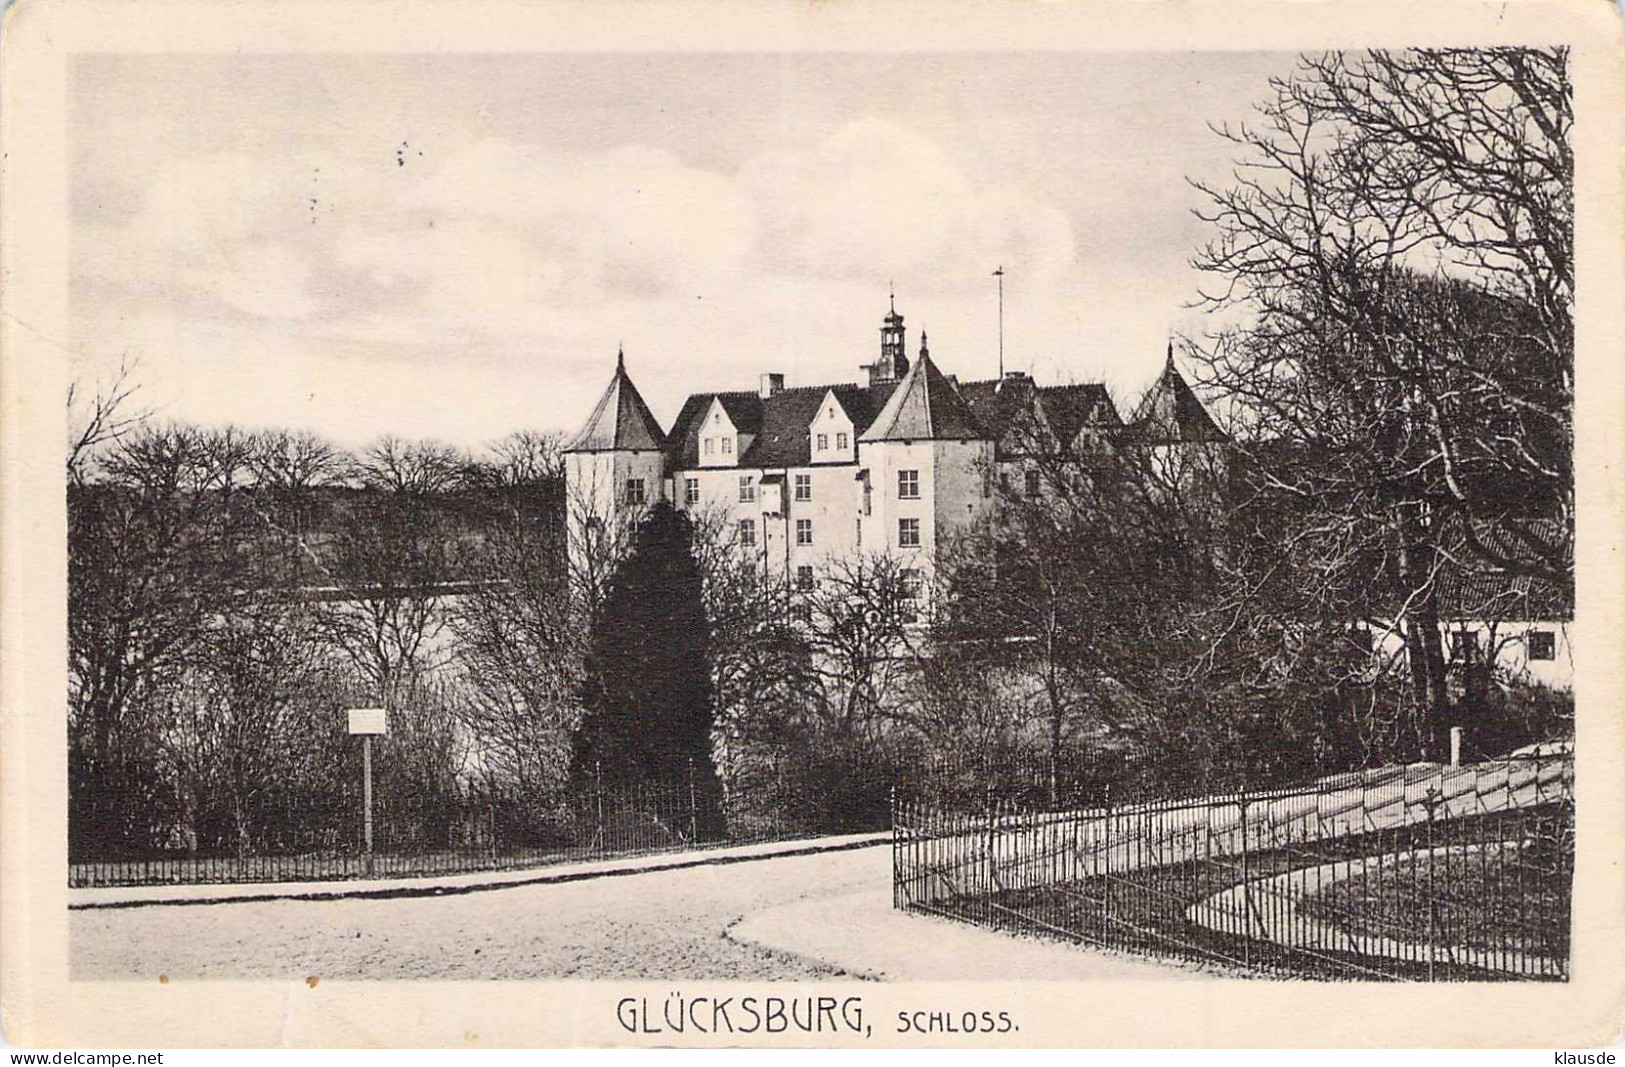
{"left": 563, "top": 299, "right": 1226, "bottom": 598}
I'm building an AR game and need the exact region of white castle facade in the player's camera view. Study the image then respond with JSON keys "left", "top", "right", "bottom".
{"left": 562, "top": 299, "right": 1225, "bottom": 602}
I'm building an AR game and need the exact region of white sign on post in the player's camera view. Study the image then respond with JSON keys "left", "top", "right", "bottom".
{"left": 347, "top": 707, "right": 388, "bottom": 735}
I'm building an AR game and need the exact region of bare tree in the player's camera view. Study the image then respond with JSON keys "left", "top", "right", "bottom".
{"left": 312, "top": 491, "right": 460, "bottom": 699}
{"left": 799, "top": 550, "right": 923, "bottom": 747}
{"left": 352, "top": 434, "right": 469, "bottom": 496}
{"left": 151, "top": 598, "right": 343, "bottom": 858}
{"left": 466, "top": 430, "right": 567, "bottom": 494}
{"left": 1188, "top": 47, "right": 1572, "bottom": 754}
{"left": 66, "top": 353, "right": 150, "bottom": 486}
{"left": 449, "top": 471, "right": 581, "bottom": 796}
{"left": 68, "top": 421, "right": 250, "bottom": 854}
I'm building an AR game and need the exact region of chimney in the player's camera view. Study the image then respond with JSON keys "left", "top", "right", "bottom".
{"left": 759, "top": 372, "right": 785, "bottom": 399}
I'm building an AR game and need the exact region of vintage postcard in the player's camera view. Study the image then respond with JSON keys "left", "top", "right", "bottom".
{"left": 3, "top": 0, "right": 1624, "bottom": 1049}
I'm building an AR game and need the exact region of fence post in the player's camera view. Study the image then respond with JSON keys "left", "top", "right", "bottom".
{"left": 688, "top": 757, "right": 699, "bottom": 845}
{"left": 1239, "top": 793, "right": 1251, "bottom": 969}
{"left": 1100, "top": 783, "right": 1112, "bottom": 945}
{"left": 594, "top": 760, "right": 604, "bottom": 855}
{"left": 1449, "top": 727, "right": 1463, "bottom": 768}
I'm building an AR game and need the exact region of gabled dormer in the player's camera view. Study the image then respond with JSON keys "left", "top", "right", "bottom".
{"left": 698, "top": 396, "right": 740, "bottom": 468}
{"left": 808, "top": 389, "right": 856, "bottom": 464}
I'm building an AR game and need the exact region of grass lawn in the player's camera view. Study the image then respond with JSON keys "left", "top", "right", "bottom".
{"left": 1299, "top": 840, "right": 1570, "bottom": 956}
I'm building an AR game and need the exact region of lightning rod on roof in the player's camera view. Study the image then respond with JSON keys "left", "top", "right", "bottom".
{"left": 993, "top": 266, "right": 1005, "bottom": 379}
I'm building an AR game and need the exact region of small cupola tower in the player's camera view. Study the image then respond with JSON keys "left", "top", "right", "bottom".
{"left": 867, "top": 289, "right": 911, "bottom": 386}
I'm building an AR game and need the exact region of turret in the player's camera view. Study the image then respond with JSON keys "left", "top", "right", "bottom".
{"left": 863, "top": 291, "right": 911, "bottom": 386}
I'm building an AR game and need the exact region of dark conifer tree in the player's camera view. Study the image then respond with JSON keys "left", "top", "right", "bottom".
{"left": 575, "top": 502, "right": 720, "bottom": 803}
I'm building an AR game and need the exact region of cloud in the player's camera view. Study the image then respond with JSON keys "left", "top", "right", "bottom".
{"left": 74, "top": 120, "right": 1100, "bottom": 444}
{"left": 739, "top": 118, "right": 1076, "bottom": 281}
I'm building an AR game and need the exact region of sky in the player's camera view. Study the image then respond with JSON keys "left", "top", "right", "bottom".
{"left": 69, "top": 51, "right": 1298, "bottom": 451}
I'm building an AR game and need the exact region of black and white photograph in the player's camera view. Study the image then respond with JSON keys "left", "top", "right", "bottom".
{"left": 4, "top": 0, "right": 1623, "bottom": 1050}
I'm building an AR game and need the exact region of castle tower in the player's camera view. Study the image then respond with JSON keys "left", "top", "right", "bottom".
{"left": 865, "top": 291, "right": 911, "bottom": 386}
{"left": 564, "top": 347, "right": 670, "bottom": 552}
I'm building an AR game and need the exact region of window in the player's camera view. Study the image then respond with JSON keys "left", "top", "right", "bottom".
{"left": 1025, "top": 470, "right": 1041, "bottom": 498}
{"left": 738, "top": 475, "right": 756, "bottom": 503}
{"left": 899, "top": 517, "right": 921, "bottom": 548}
{"left": 796, "top": 519, "right": 812, "bottom": 546}
{"left": 1528, "top": 629, "right": 1556, "bottom": 661}
{"left": 685, "top": 477, "right": 699, "bottom": 505}
{"left": 899, "top": 568, "right": 922, "bottom": 623}
{"left": 722, "top": 437, "right": 733, "bottom": 454}
{"left": 625, "top": 478, "right": 646, "bottom": 505}
{"left": 855, "top": 517, "right": 862, "bottom": 547}
{"left": 1450, "top": 629, "right": 1479, "bottom": 663}
{"left": 837, "top": 432, "right": 848, "bottom": 450}
{"left": 898, "top": 469, "right": 919, "bottom": 499}
{"left": 737, "top": 519, "right": 756, "bottom": 547}
{"left": 796, "top": 565, "right": 815, "bottom": 591}
{"left": 816, "top": 433, "right": 829, "bottom": 451}
{"left": 704, "top": 437, "right": 715, "bottom": 456}
{"left": 794, "top": 473, "right": 811, "bottom": 502}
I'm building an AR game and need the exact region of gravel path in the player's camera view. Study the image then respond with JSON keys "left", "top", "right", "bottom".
{"left": 72, "top": 846, "right": 890, "bottom": 981}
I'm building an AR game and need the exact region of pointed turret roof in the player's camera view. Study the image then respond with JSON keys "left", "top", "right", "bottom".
{"left": 860, "top": 350, "right": 986, "bottom": 442}
{"left": 564, "top": 348, "right": 668, "bottom": 453}
{"left": 1126, "top": 344, "right": 1226, "bottom": 444}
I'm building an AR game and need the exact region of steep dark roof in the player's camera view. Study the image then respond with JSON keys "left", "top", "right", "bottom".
{"left": 958, "top": 375, "right": 1038, "bottom": 440}
{"left": 860, "top": 352, "right": 986, "bottom": 442}
{"left": 667, "top": 382, "right": 900, "bottom": 470}
{"left": 563, "top": 353, "right": 667, "bottom": 453}
{"left": 1038, "top": 383, "right": 1121, "bottom": 442}
{"left": 959, "top": 376, "right": 1121, "bottom": 455}
{"left": 1126, "top": 354, "right": 1227, "bottom": 445}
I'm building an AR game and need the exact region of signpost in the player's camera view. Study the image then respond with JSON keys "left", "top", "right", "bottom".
{"left": 347, "top": 708, "right": 388, "bottom": 876}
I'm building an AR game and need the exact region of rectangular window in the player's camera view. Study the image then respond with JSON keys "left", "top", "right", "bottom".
{"left": 722, "top": 437, "right": 733, "bottom": 454}
{"left": 898, "top": 469, "right": 919, "bottom": 499}
{"left": 794, "top": 473, "right": 811, "bottom": 502}
{"left": 837, "top": 432, "right": 848, "bottom": 450}
{"left": 685, "top": 477, "right": 699, "bottom": 505}
{"left": 816, "top": 433, "right": 829, "bottom": 451}
{"left": 796, "top": 518, "right": 812, "bottom": 546}
{"left": 1527, "top": 630, "right": 1556, "bottom": 661}
{"left": 1450, "top": 629, "right": 1479, "bottom": 663}
{"left": 796, "top": 565, "right": 814, "bottom": 591}
{"left": 704, "top": 438, "right": 715, "bottom": 456}
{"left": 899, "top": 568, "right": 921, "bottom": 623}
{"left": 625, "top": 478, "right": 646, "bottom": 505}
{"left": 737, "top": 519, "right": 756, "bottom": 547}
{"left": 899, "top": 517, "right": 921, "bottom": 548}
{"left": 1025, "top": 470, "right": 1041, "bottom": 498}
{"left": 738, "top": 476, "right": 756, "bottom": 503}
{"left": 855, "top": 517, "right": 862, "bottom": 547}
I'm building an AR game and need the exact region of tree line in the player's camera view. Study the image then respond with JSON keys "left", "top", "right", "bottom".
{"left": 67, "top": 46, "right": 1574, "bottom": 858}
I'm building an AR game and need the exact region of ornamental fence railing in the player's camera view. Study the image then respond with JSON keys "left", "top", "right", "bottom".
{"left": 892, "top": 753, "right": 1573, "bottom": 981}
{"left": 70, "top": 754, "right": 894, "bottom": 888}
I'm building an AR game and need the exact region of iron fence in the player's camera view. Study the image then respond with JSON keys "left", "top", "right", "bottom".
{"left": 71, "top": 757, "right": 893, "bottom": 888}
{"left": 892, "top": 753, "right": 1573, "bottom": 981}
